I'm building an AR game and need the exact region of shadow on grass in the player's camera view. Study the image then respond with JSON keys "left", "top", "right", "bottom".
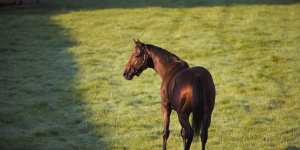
{"left": 39, "top": 0, "right": 300, "bottom": 10}
{"left": 0, "top": 9, "right": 107, "bottom": 150}
{"left": 3, "top": 0, "right": 298, "bottom": 10}
{"left": 287, "top": 146, "right": 300, "bottom": 150}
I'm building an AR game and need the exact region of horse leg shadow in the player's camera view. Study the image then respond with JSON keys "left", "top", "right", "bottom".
{"left": 286, "top": 146, "right": 300, "bottom": 150}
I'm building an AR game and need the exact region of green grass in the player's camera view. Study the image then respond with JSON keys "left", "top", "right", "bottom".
{"left": 1, "top": 0, "right": 300, "bottom": 149}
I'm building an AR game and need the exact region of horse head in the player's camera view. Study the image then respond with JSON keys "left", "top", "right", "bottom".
{"left": 123, "top": 39, "right": 152, "bottom": 80}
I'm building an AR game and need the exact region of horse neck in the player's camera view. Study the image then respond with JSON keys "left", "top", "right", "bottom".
{"left": 147, "top": 46, "right": 187, "bottom": 80}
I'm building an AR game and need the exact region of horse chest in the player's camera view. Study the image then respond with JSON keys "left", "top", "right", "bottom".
{"left": 160, "top": 87, "right": 169, "bottom": 103}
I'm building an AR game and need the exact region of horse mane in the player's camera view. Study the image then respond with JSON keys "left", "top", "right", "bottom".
{"left": 146, "top": 44, "right": 188, "bottom": 67}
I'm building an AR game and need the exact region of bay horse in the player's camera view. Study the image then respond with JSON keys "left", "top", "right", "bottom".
{"left": 123, "top": 39, "right": 215, "bottom": 150}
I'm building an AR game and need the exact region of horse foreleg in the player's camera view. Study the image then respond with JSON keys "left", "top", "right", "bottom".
{"left": 162, "top": 105, "right": 171, "bottom": 150}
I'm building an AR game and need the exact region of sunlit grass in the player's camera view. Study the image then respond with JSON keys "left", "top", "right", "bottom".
{"left": 1, "top": 1, "right": 300, "bottom": 150}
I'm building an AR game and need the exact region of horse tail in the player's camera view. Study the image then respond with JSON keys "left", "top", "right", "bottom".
{"left": 192, "top": 77, "right": 204, "bottom": 136}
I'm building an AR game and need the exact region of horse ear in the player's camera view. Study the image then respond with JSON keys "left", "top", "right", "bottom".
{"left": 133, "top": 39, "right": 144, "bottom": 46}
{"left": 133, "top": 39, "right": 138, "bottom": 45}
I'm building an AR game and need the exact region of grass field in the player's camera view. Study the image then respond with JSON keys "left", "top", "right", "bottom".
{"left": 0, "top": 0, "right": 300, "bottom": 149}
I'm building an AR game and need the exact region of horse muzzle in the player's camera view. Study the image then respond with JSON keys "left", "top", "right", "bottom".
{"left": 123, "top": 68, "right": 134, "bottom": 80}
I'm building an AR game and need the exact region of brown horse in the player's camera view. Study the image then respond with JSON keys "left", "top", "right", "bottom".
{"left": 123, "top": 40, "right": 215, "bottom": 150}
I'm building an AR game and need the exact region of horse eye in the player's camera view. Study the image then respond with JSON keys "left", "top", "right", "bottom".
{"left": 135, "top": 53, "right": 141, "bottom": 57}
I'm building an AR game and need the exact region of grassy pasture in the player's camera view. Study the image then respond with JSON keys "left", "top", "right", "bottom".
{"left": 0, "top": 0, "right": 300, "bottom": 149}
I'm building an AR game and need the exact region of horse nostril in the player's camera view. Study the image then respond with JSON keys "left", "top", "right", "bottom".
{"left": 123, "top": 72, "right": 126, "bottom": 77}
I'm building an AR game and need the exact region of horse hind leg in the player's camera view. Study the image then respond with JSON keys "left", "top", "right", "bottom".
{"left": 200, "top": 114, "right": 211, "bottom": 150}
{"left": 178, "top": 113, "right": 194, "bottom": 150}
{"left": 180, "top": 127, "right": 188, "bottom": 149}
